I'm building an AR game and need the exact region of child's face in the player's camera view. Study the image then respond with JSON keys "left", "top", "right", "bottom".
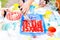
{"left": 39, "top": 0, "right": 46, "bottom": 7}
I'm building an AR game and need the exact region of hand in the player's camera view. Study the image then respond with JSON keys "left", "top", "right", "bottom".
{"left": 20, "top": 2, "right": 30, "bottom": 14}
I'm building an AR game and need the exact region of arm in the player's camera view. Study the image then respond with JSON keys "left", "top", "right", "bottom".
{"left": 19, "top": 0, "right": 23, "bottom": 6}
{"left": 19, "top": 0, "right": 34, "bottom": 6}
{"left": 20, "top": 0, "right": 34, "bottom": 14}
{"left": 26, "top": 0, "right": 34, "bottom": 6}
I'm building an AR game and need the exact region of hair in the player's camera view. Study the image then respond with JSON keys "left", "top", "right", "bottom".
{"left": 22, "top": 0, "right": 25, "bottom": 3}
{"left": 44, "top": 0, "right": 49, "bottom": 4}
{"left": 4, "top": 10, "right": 7, "bottom": 17}
{"left": 18, "top": 0, "right": 25, "bottom": 9}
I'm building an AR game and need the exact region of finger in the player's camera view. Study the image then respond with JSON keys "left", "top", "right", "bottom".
{"left": 19, "top": 7, "right": 23, "bottom": 14}
{"left": 20, "top": 7, "right": 23, "bottom": 10}
{"left": 25, "top": 10, "right": 28, "bottom": 14}
{"left": 22, "top": 8, "right": 26, "bottom": 14}
{"left": 25, "top": 8, "right": 29, "bottom": 14}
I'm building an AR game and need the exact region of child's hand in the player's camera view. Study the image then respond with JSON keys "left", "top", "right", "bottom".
{"left": 20, "top": 2, "right": 30, "bottom": 14}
